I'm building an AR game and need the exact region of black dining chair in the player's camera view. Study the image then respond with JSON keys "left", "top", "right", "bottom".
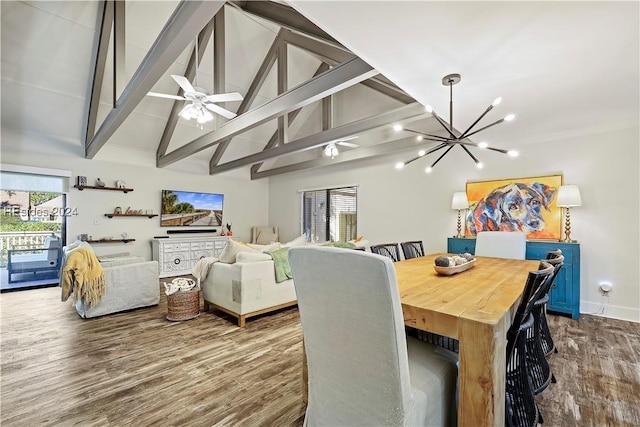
{"left": 505, "top": 261, "right": 554, "bottom": 427}
{"left": 535, "top": 249, "right": 563, "bottom": 356}
{"left": 400, "top": 241, "right": 425, "bottom": 260}
{"left": 370, "top": 243, "right": 401, "bottom": 262}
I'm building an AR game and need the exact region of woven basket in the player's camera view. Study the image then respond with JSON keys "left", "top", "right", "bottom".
{"left": 166, "top": 288, "right": 200, "bottom": 321}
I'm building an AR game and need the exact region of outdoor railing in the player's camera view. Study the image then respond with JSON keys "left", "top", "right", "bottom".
{"left": 0, "top": 231, "right": 62, "bottom": 268}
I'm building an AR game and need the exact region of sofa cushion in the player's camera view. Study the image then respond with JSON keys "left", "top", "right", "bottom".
{"left": 219, "top": 239, "right": 260, "bottom": 264}
{"left": 247, "top": 242, "right": 281, "bottom": 252}
{"left": 236, "top": 252, "right": 273, "bottom": 263}
{"left": 256, "top": 231, "right": 279, "bottom": 245}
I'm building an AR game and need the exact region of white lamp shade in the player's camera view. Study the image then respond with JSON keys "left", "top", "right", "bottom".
{"left": 451, "top": 191, "right": 469, "bottom": 210}
{"left": 556, "top": 185, "right": 582, "bottom": 207}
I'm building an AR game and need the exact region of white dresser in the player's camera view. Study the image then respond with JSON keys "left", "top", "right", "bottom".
{"left": 152, "top": 237, "right": 228, "bottom": 278}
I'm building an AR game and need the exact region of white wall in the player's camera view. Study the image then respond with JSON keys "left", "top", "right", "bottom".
{"left": 268, "top": 126, "right": 640, "bottom": 322}
{"left": 1, "top": 136, "right": 270, "bottom": 261}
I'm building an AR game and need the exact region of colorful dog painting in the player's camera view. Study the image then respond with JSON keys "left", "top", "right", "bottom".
{"left": 465, "top": 175, "right": 562, "bottom": 240}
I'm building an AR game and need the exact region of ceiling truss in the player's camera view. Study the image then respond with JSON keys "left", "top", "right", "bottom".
{"left": 83, "top": 1, "right": 424, "bottom": 179}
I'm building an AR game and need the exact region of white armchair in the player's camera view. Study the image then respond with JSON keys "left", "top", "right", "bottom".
{"left": 288, "top": 246, "right": 457, "bottom": 426}
{"left": 250, "top": 226, "right": 279, "bottom": 244}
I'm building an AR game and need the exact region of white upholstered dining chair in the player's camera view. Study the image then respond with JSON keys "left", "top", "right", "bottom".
{"left": 288, "top": 246, "right": 457, "bottom": 426}
{"left": 475, "top": 231, "right": 526, "bottom": 260}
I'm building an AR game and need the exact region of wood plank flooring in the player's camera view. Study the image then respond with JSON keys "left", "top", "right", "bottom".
{"left": 1, "top": 285, "right": 638, "bottom": 426}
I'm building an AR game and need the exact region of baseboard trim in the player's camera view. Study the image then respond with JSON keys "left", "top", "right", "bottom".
{"left": 581, "top": 300, "right": 640, "bottom": 323}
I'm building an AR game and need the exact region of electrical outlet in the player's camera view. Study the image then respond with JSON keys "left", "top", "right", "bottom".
{"left": 599, "top": 282, "right": 612, "bottom": 296}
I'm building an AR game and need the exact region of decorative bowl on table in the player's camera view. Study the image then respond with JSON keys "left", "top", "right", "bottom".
{"left": 433, "top": 254, "right": 476, "bottom": 276}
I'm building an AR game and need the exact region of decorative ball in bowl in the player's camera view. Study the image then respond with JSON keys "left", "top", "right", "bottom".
{"left": 433, "top": 254, "right": 475, "bottom": 275}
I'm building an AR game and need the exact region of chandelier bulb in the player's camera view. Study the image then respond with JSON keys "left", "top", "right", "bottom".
{"left": 504, "top": 114, "right": 516, "bottom": 122}
{"left": 418, "top": 150, "right": 426, "bottom": 157}
{"left": 395, "top": 162, "right": 405, "bottom": 170}
{"left": 508, "top": 150, "right": 519, "bottom": 157}
{"left": 393, "top": 124, "right": 403, "bottom": 132}
{"left": 425, "top": 167, "right": 433, "bottom": 173}
{"left": 416, "top": 135, "right": 423, "bottom": 141}
{"left": 478, "top": 142, "right": 489, "bottom": 149}
{"left": 492, "top": 97, "right": 503, "bottom": 107}
{"left": 476, "top": 162, "right": 484, "bottom": 169}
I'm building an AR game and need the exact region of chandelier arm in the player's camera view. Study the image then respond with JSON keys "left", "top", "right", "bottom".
{"left": 460, "top": 144, "right": 481, "bottom": 164}
{"left": 430, "top": 145, "right": 455, "bottom": 169}
{"left": 463, "top": 118, "right": 506, "bottom": 139}
{"left": 403, "top": 128, "right": 449, "bottom": 141}
{"left": 458, "top": 141, "right": 509, "bottom": 154}
{"left": 404, "top": 143, "right": 448, "bottom": 165}
{"left": 430, "top": 111, "right": 458, "bottom": 139}
{"left": 459, "top": 104, "right": 494, "bottom": 139}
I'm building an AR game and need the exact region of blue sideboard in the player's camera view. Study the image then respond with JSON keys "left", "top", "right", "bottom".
{"left": 447, "top": 238, "right": 580, "bottom": 319}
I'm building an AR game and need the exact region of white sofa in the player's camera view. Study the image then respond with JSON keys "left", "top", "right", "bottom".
{"left": 201, "top": 253, "right": 296, "bottom": 327}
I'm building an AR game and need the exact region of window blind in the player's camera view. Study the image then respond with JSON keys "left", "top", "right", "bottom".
{"left": 301, "top": 186, "right": 357, "bottom": 242}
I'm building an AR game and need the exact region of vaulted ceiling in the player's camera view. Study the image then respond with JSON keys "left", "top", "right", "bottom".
{"left": 2, "top": 1, "right": 638, "bottom": 180}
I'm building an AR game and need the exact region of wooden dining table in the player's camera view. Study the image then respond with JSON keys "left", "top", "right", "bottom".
{"left": 395, "top": 253, "right": 540, "bottom": 427}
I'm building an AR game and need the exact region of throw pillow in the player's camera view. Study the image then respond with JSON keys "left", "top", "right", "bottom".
{"left": 218, "top": 239, "right": 260, "bottom": 264}
{"left": 256, "top": 231, "right": 278, "bottom": 245}
{"left": 236, "top": 252, "right": 273, "bottom": 263}
{"left": 282, "top": 234, "right": 308, "bottom": 248}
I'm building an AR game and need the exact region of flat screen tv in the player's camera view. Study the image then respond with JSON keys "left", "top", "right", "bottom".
{"left": 161, "top": 190, "right": 224, "bottom": 227}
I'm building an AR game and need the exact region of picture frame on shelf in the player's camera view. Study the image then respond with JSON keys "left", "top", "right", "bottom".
{"left": 76, "top": 176, "right": 87, "bottom": 186}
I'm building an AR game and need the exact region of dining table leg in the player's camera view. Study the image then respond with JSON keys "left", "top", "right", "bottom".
{"left": 458, "top": 314, "right": 508, "bottom": 426}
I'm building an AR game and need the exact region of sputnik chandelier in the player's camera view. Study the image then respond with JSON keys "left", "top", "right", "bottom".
{"left": 394, "top": 73, "right": 518, "bottom": 173}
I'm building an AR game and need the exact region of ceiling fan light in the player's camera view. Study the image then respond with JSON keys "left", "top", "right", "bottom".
{"left": 418, "top": 150, "right": 426, "bottom": 156}
{"left": 508, "top": 150, "right": 519, "bottom": 157}
{"left": 393, "top": 124, "right": 403, "bottom": 132}
{"left": 504, "top": 113, "right": 516, "bottom": 122}
{"left": 476, "top": 162, "right": 484, "bottom": 169}
{"left": 425, "top": 166, "right": 433, "bottom": 173}
{"left": 478, "top": 142, "right": 489, "bottom": 149}
{"left": 395, "top": 162, "right": 405, "bottom": 170}
{"left": 416, "top": 135, "right": 423, "bottom": 141}
{"left": 492, "top": 97, "right": 503, "bottom": 107}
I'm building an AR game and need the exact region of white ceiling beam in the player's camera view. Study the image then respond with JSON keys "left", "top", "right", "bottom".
{"left": 209, "top": 102, "right": 426, "bottom": 175}
{"left": 158, "top": 57, "right": 377, "bottom": 168}
{"left": 85, "top": 0, "right": 225, "bottom": 159}
{"left": 251, "top": 136, "right": 424, "bottom": 179}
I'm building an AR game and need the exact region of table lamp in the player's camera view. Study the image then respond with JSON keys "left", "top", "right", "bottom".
{"left": 451, "top": 192, "right": 469, "bottom": 238}
{"left": 556, "top": 184, "right": 582, "bottom": 242}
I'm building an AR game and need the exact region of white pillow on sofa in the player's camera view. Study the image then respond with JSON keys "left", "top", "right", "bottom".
{"left": 236, "top": 252, "right": 273, "bottom": 263}
{"left": 282, "top": 234, "right": 308, "bottom": 248}
{"left": 218, "top": 239, "right": 260, "bottom": 264}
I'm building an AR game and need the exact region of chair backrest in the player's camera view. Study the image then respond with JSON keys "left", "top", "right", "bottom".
{"left": 475, "top": 231, "right": 526, "bottom": 260}
{"left": 251, "top": 226, "right": 279, "bottom": 244}
{"left": 43, "top": 237, "right": 61, "bottom": 263}
{"left": 538, "top": 255, "right": 565, "bottom": 298}
{"left": 506, "top": 262, "right": 554, "bottom": 356}
{"left": 400, "top": 241, "right": 425, "bottom": 260}
{"left": 288, "top": 246, "right": 414, "bottom": 425}
{"left": 370, "top": 243, "right": 401, "bottom": 262}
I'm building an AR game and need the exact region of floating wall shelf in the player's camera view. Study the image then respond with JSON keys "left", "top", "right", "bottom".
{"left": 104, "top": 213, "right": 158, "bottom": 219}
{"left": 74, "top": 185, "right": 134, "bottom": 193}
{"left": 87, "top": 239, "right": 136, "bottom": 244}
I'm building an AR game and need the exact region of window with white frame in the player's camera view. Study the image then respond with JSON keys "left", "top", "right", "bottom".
{"left": 301, "top": 186, "right": 357, "bottom": 243}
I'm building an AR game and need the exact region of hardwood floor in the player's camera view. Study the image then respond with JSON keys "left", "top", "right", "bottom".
{"left": 1, "top": 285, "right": 638, "bottom": 426}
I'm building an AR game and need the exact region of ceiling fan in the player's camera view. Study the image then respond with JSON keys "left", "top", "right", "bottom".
{"left": 147, "top": 74, "right": 243, "bottom": 121}
{"left": 323, "top": 136, "right": 359, "bottom": 159}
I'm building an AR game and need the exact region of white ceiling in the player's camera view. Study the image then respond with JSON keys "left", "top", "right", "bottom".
{"left": 1, "top": 1, "right": 638, "bottom": 178}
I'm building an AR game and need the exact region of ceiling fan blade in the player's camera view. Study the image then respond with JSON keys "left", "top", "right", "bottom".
{"left": 205, "top": 103, "right": 237, "bottom": 119}
{"left": 147, "top": 92, "right": 187, "bottom": 101}
{"left": 337, "top": 141, "right": 359, "bottom": 148}
{"left": 171, "top": 74, "right": 196, "bottom": 94}
{"left": 205, "top": 92, "right": 243, "bottom": 103}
